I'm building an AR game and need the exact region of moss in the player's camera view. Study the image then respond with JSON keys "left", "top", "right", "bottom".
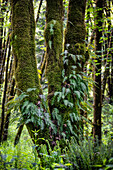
{"left": 45, "top": 21, "right": 62, "bottom": 83}
{"left": 44, "top": 1, "right": 63, "bottom": 112}
{"left": 45, "top": 22, "right": 63, "bottom": 112}
{"left": 46, "top": 0, "right": 63, "bottom": 29}
{"left": 44, "top": 20, "right": 62, "bottom": 62}
{"left": 64, "top": 0, "right": 86, "bottom": 74}
{"left": 11, "top": 0, "right": 40, "bottom": 103}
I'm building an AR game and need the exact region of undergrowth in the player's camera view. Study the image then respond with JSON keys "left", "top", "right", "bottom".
{"left": 0, "top": 124, "right": 113, "bottom": 170}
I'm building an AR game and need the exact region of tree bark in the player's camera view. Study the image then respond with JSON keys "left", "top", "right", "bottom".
{"left": 65, "top": 0, "right": 86, "bottom": 75}
{"left": 44, "top": 0, "right": 63, "bottom": 113}
{"left": 64, "top": 0, "right": 87, "bottom": 136}
{"left": 11, "top": 0, "right": 43, "bottom": 147}
{"left": 93, "top": 0, "right": 103, "bottom": 143}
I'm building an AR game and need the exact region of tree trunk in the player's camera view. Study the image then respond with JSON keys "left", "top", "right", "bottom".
{"left": 0, "top": 42, "right": 11, "bottom": 143}
{"left": 11, "top": 0, "right": 40, "bottom": 100}
{"left": 64, "top": 0, "right": 86, "bottom": 136}
{"left": 65, "top": 0, "right": 86, "bottom": 75}
{"left": 44, "top": 0, "right": 63, "bottom": 113}
{"left": 11, "top": 0, "right": 43, "bottom": 147}
{"left": 93, "top": 0, "right": 103, "bottom": 144}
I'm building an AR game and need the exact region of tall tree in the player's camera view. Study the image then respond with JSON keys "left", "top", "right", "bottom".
{"left": 93, "top": 0, "right": 103, "bottom": 143}
{"left": 0, "top": 0, "right": 12, "bottom": 143}
{"left": 44, "top": 0, "right": 64, "bottom": 145}
{"left": 10, "top": 0, "right": 41, "bottom": 145}
{"left": 64, "top": 0, "right": 87, "bottom": 135}
{"left": 65, "top": 0, "right": 86, "bottom": 74}
{"left": 44, "top": 0, "right": 63, "bottom": 114}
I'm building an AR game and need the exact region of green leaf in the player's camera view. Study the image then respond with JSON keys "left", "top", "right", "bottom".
{"left": 64, "top": 100, "right": 73, "bottom": 107}
{"left": 65, "top": 88, "right": 71, "bottom": 95}
{"left": 65, "top": 163, "right": 72, "bottom": 166}
{"left": 91, "top": 165, "right": 103, "bottom": 168}
{"left": 49, "top": 40, "right": 52, "bottom": 49}
{"left": 21, "top": 101, "right": 29, "bottom": 111}
{"left": 64, "top": 100, "right": 68, "bottom": 106}
{"left": 18, "top": 94, "right": 29, "bottom": 101}
{"left": 105, "top": 165, "right": 113, "bottom": 169}
{"left": 27, "top": 88, "right": 37, "bottom": 92}
{"left": 74, "top": 91, "right": 80, "bottom": 99}
{"left": 71, "top": 54, "right": 76, "bottom": 62}
{"left": 80, "top": 82, "right": 86, "bottom": 91}
{"left": 67, "top": 120, "right": 73, "bottom": 134}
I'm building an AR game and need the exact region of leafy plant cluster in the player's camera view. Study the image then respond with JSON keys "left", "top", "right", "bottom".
{"left": 54, "top": 49, "right": 88, "bottom": 107}
{"left": 0, "top": 128, "right": 72, "bottom": 170}
{"left": 50, "top": 48, "right": 89, "bottom": 139}
{"left": 7, "top": 88, "right": 55, "bottom": 133}
{"left": 0, "top": 131, "right": 113, "bottom": 170}
{"left": 7, "top": 47, "right": 89, "bottom": 146}
{"left": 65, "top": 137, "right": 113, "bottom": 170}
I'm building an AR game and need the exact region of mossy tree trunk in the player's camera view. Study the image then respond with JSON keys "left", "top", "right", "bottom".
{"left": 65, "top": 0, "right": 86, "bottom": 75}
{"left": 44, "top": 0, "right": 63, "bottom": 114}
{"left": 11, "top": 0, "right": 40, "bottom": 101}
{"left": 11, "top": 0, "right": 42, "bottom": 146}
{"left": 44, "top": 0, "right": 65, "bottom": 146}
{"left": 64, "top": 0, "right": 87, "bottom": 136}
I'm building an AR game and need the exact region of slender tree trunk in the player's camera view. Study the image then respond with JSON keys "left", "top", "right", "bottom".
{"left": 109, "top": 30, "right": 113, "bottom": 103}
{"left": 102, "top": 0, "right": 112, "bottom": 102}
{"left": 3, "top": 79, "right": 15, "bottom": 141}
{"left": 93, "top": 0, "right": 103, "bottom": 143}
{"left": 0, "top": 0, "right": 4, "bottom": 85}
{"left": 107, "top": 1, "right": 113, "bottom": 103}
{"left": 0, "top": 42, "right": 11, "bottom": 143}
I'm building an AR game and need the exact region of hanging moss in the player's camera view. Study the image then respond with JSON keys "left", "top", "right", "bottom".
{"left": 11, "top": 0, "right": 40, "bottom": 103}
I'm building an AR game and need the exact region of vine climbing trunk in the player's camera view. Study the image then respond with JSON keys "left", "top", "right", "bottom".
{"left": 64, "top": 0, "right": 87, "bottom": 136}
{"left": 44, "top": 0, "right": 64, "bottom": 146}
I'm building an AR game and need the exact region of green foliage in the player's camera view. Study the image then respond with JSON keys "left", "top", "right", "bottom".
{"left": 7, "top": 88, "right": 56, "bottom": 133}
{"left": 1, "top": 127, "right": 113, "bottom": 170}
{"left": 102, "top": 102, "right": 113, "bottom": 144}
{"left": 0, "top": 126, "right": 37, "bottom": 170}
{"left": 51, "top": 49, "right": 89, "bottom": 139}
{"left": 0, "top": 126, "right": 72, "bottom": 170}
{"left": 65, "top": 137, "right": 113, "bottom": 170}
